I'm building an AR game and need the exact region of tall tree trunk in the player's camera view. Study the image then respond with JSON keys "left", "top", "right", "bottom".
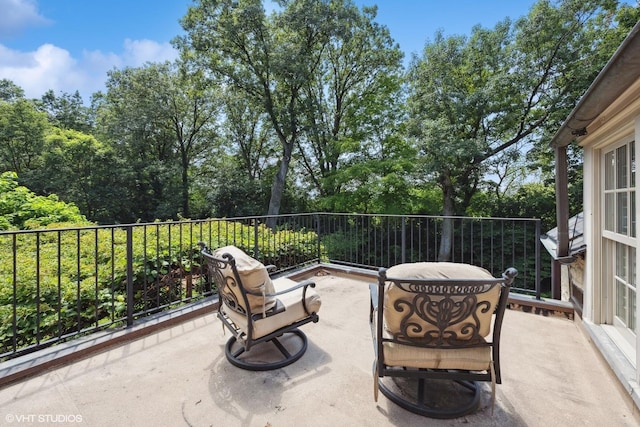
{"left": 266, "top": 142, "right": 293, "bottom": 228}
{"left": 438, "top": 181, "right": 456, "bottom": 262}
{"left": 181, "top": 150, "right": 190, "bottom": 218}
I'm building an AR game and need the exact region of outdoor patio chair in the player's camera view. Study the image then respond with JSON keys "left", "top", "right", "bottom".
{"left": 369, "top": 262, "right": 517, "bottom": 418}
{"left": 200, "top": 244, "right": 321, "bottom": 371}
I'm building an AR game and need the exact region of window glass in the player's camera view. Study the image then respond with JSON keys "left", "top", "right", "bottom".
{"left": 617, "top": 145, "right": 628, "bottom": 189}
{"left": 631, "top": 247, "right": 636, "bottom": 290}
{"left": 616, "top": 279, "right": 627, "bottom": 324}
{"left": 616, "top": 242, "right": 627, "bottom": 279}
{"left": 617, "top": 192, "right": 628, "bottom": 234}
{"left": 605, "top": 151, "right": 614, "bottom": 190}
{"left": 605, "top": 193, "right": 615, "bottom": 231}
{"left": 632, "top": 192, "right": 637, "bottom": 238}
{"left": 630, "top": 292, "right": 636, "bottom": 331}
{"left": 631, "top": 141, "right": 636, "bottom": 188}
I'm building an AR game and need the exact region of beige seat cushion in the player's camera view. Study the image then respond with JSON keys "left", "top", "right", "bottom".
{"left": 213, "top": 245, "right": 276, "bottom": 314}
{"left": 224, "top": 277, "right": 321, "bottom": 339}
{"left": 380, "top": 262, "right": 499, "bottom": 370}
{"left": 382, "top": 329, "right": 492, "bottom": 370}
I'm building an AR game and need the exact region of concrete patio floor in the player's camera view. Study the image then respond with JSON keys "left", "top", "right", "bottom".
{"left": 0, "top": 270, "right": 639, "bottom": 426}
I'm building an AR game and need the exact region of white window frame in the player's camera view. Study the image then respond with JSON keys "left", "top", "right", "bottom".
{"left": 601, "top": 136, "right": 637, "bottom": 350}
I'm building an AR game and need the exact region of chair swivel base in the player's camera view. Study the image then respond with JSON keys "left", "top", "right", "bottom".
{"left": 378, "top": 377, "right": 481, "bottom": 419}
{"left": 225, "top": 329, "right": 308, "bottom": 371}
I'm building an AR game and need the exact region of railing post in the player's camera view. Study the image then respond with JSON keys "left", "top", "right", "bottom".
{"left": 126, "top": 225, "right": 134, "bottom": 326}
{"left": 315, "top": 214, "right": 321, "bottom": 265}
{"left": 401, "top": 216, "right": 406, "bottom": 264}
{"left": 534, "top": 219, "right": 542, "bottom": 300}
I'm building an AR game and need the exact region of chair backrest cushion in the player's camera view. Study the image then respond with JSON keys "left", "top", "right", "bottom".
{"left": 383, "top": 262, "right": 500, "bottom": 344}
{"left": 212, "top": 245, "right": 277, "bottom": 313}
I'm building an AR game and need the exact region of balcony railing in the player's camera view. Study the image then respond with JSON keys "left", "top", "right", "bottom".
{"left": 0, "top": 213, "right": 541, "bottom": 361}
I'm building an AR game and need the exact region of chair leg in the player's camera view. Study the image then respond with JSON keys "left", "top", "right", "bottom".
{"left": 377, "top": 377, "right": 481, "bottom": 419}
{"left": 224, "top": 329, "right": 308, "bottom": 371}
{"left": 373, "top": 360, "right": 379, "bottom": 402}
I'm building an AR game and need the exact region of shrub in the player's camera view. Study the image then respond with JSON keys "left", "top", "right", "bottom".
{"left": 0, "top": 218, "right": 323, "bottom": 358}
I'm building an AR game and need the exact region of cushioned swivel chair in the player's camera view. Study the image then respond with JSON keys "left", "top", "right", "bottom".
{"left": 370, "top": 262, "right": 517, "bottom": 418}
{"left": 201, "top": 244, "right": 321, "bottom": 370}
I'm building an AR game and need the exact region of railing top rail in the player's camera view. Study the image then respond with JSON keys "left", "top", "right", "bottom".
{"left": 0, "top": 213, "right": 541, "bottom": 236}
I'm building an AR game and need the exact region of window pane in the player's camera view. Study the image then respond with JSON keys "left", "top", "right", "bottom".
{"left": 605, "top": 151, "right": 614, "bottom": 190}
{"left": 629, "top": 246, "right": 636, "bottom": 330}
{"left": 617, "top": 192, "right": 628, "bottom": 234}
{"left": 616, "top": 279, "right": 627, "bottom": 324}
{"left": 631, "top": 141, "right": 636, "bottom": 188}
{"left": 617, "top": 145, "right": 628, "bottom": 189}
{"left": 630, "top": 246, "right": 636, "bottom": 291}
{"left": 616, "top": 242, "right": 627, "bottom": 279}
{"left": 605, "top": 193, "right": 615, "bottom": 231}
{"left": 630, "top": 291, "right": 636, "bottom": 331}
{"left": 632, "top": 192, "right": 637, "bottom": 238}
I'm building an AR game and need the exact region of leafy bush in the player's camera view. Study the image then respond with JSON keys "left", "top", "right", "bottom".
{"left": 0, "top": 218, "right": 322, "bottom": 358}
{"left": 0, "top": 171, "right": 91, "bottom": 230}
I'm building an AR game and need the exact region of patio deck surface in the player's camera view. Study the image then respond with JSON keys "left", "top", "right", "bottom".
{"left": 0, "top": 271, "right": 639, "bottom": 426}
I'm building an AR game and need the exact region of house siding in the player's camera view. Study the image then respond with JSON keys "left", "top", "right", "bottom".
{"left": 578, "top": 77, "right": 640, "bottom": 409}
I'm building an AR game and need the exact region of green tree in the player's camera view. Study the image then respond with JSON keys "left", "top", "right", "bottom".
{"left": 33, "top": 128, "right": 124, "bottom": 223}
{"left": 194, "top": 90, "right": 276, "bottom": 217}
{"left": 0, "top": 79, "right": 24, "bottom": 102}
{"left": 178, "top": 0, "right": 401, "bottom": 222}
{"left": 39, "top": 90, "right": 94, "bottom": 133}
{"left": 221, "top": 90, "right": 277, "bottom": 182}
{"left": 177, "top": 0, "right": 323, "bottom": 223}
{"left": 318, "top": 133, "right": 419, "bottom": 214}
{"left": 0, "top": 98, "right": 50, "bottom": 175}
{"left": 407, "top": 0, "right": 629, "bottom": 260}
{"left": 0, "top": 171, "right": 90, "bottom": 230}
{"left": 96, "top": 61, "right": 220, "bottom": 221}
{"left": 293, "top": 4, "right": 405, "bottom": 204}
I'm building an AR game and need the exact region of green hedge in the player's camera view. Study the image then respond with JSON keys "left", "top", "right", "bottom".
{"left": 0, "top": 219, "right": 323, "bottom": 358}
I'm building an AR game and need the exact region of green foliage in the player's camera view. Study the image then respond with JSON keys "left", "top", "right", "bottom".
{"left": 468, "top": 181, "right": 578, "bottom": 232}
{"left": 467, "top": 182, "right": 568, "bottom": 285}
{"left": 0, "top": 79, "right": 24, "bottom": 102}
{"left": 177, "top": 0, "right": 406, "bottom": 218}
{"left": 0, "top": 218, "right": 322, "bottom": 357}
{"left": 407, "top": 0, "right": 628, "bottom": 219}
{"left": 201, "top": 159, "right": 269, "bottom": 217}
{"left": 0, "top": 98, "right": 51, "bottom": 174}
{"left": 95, "top": 61, "right": 221, "bottom": 222}
{"left": 0, "top": 172, "right": 90, "bottom": 230}
{"left": 39, "top": 90, "right": 94, "bottom": 133}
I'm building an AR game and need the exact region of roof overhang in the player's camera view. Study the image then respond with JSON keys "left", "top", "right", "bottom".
{"left": 550, "top": 21, "right": 640, "bottom": 148}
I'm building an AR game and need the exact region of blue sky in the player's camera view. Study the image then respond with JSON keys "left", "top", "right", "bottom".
{"left": 0, "top": 0, "right": 541, "bottom": 100}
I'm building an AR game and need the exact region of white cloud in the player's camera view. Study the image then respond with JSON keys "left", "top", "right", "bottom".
{"left": 0, "top": 43, "right": 87, "bottom": 98}
{"left": 0, "top": 0, "right": 50, "bottom": 38}
{"left": 121, "top": 39, "right": 179, "bottom": 67}
{"left": 0, "top": 39, "right": 179, "bottom": 100}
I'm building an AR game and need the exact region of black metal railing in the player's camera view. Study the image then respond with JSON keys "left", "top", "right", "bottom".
{"left": 0, "top": 213, "right": 541, "bottom": 360}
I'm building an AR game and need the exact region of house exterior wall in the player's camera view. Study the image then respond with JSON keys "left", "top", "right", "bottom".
{"left": 578, "top": 76, "right": 640, "bottom": 407}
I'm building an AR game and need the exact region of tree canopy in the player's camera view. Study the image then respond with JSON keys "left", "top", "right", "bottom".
{"left": 0, "top": 0, "right": 638, "bottom": 229}
{"left": 407, "top": 0, "right": 637, "bottom": 259}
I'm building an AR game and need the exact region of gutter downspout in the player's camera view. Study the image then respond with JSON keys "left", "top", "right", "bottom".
{"left": 554, "top": 145, "right": 570, "bottom": 300}
{"left": 555, "top": 145, "right": 570, "bottom": 260}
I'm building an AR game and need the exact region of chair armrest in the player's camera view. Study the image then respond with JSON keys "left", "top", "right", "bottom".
{"left": 244, "top": 279, "right": 316, "bottom": 298}
{"left": 243, "top": 279, "right": 318, "bottom": 316}
{"left": 369, "top": 283, "right": 378, "bottom": 323}
{"left": 269, "top": 279, "right": 316, "bottom": 297}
